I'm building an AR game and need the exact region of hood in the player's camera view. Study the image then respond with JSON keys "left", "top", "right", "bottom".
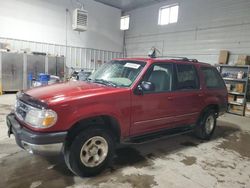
{"left": 25, "top": 81, "right": 118, "bottom": 104}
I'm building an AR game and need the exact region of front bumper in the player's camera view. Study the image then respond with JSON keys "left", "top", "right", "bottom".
{"left": 6, "top": 113, "right": 67, "bottom": 154}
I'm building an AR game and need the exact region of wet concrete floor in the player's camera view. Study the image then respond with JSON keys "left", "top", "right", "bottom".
{"left": 1, "top": 95, "right": 250, "bottom": 188}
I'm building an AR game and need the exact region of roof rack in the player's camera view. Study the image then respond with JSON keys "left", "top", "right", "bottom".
{"left": 188, "top": 59, "right": 198, "bottom": 63}
{"left": 154, "top": 55, "right": 187, "bottom": 60}
{"left": 154, "top": 56, "right": 198, "bottom": 63}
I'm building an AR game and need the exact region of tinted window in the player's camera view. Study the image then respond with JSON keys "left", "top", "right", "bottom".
{"left": 201, "top": 67, "right": 225, "bottom": 89}
{"left": 143, "top": 63, "right": 173, "bottom": 92}
{"left": 174, "top": 64, "right": 199, "bottom": 90}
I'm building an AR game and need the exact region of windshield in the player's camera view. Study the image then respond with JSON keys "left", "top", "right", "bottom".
{"left": 89, "top": 60, "right": 146, "bottom": 87}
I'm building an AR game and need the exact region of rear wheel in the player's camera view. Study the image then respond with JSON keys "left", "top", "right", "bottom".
{"left": 194, "top": 109, "right": 216, "bottom": 140}
{"left": 64, "top": 128, "right": 114, "bottom": 177}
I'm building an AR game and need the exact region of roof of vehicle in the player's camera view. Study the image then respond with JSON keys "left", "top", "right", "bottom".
{"left": 114, "top": 57, "right": 212, "bottom": 66}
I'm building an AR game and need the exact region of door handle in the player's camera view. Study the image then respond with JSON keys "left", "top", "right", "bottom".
{"left": 167, "top": 96, "right": 174, "bottom": 100}
{"left": 198, "top": 94, "right": 204, "bottom": 97}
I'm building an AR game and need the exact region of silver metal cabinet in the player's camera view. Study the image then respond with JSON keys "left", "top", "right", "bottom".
{"left": 48, "top": 56, "right": 65, "bottom": 79}
{"left": 0, "top": 52, "right": 65, "bottom": 91}
{"left": 27, "top": 54, "right": 45, "bottom": 78}
{"left": 1, "top": 52, "right": 24, "bottom": 91}
{"left": 48, "top": 56, "right": 56, "bottom": 76}
{"left": 56, "top": 56, "right": 65, "bottom": 79}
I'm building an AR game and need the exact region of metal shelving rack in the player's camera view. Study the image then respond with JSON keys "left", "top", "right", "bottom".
{"left": 217, "top": 64, "right": 250, "bottom": 116}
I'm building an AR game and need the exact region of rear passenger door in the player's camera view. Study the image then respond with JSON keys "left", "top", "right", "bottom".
{"left": 170, "top": 63, "right": 205, "bottom": 127}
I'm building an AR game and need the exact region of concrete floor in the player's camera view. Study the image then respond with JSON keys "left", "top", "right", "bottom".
{"left": 0, "top": 94, "right": 250, "bottom": 188}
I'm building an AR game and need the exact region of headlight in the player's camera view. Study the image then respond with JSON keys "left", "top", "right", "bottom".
{"left": 25, "top": 108, "right": 57, "bottom": 129}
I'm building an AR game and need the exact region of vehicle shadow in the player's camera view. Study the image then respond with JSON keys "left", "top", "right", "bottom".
{"left": 44, "top": 120, "right": 241, "bottom": 175}
{"left": 111, "top": 120, "right": 241, "bottom": 170}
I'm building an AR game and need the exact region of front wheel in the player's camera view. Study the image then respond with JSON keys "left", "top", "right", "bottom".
{"left": 194, "top": 109, "right": 217, "bottom": 140}
{"left": 64, "top": 128, "right": 114, "bottom": 177}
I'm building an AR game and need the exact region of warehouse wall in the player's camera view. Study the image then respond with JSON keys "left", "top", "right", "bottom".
{"left": 0, "top": 0, "right": 123, "bottom": 52}
{"left": 124, "top": 0, "right": 250, "bottom": 64}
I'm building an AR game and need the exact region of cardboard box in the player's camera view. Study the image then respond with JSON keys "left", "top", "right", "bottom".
{"left": 218, "top": 50, "right": 229, "bottom": 64}
{"left": 236, "top": 55, "right": 250, "bottom": 65}
{"left": 228, "top": 94, "right": 234, "bottom": 102}
{"left": 226, "top": 84, "right": 231, "bottom": 91}
{"left": 232, "top": 105, "right": 243, "bottom": 111}
{"left": 245, "top": 102, "right": 250, "bottom": 117}
{"left": 230, "top": 104, "right": 243, "bottom": 114}
{"left": 0, "top": 43, "right": 10, "bottom": 49}
{"left": 247, "top": 103, "right": 250, "bottom": 110}
{"left": 236, "top": 83, "right": 244, "bottom": 93}
{"left": 236, "top": 96, "right": 244, "bottom": 104}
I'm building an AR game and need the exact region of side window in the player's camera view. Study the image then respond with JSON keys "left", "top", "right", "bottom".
{"left": 143, "top": 63, "right": 173, "bottom": 92}
{"left": 174, "top": 64, "right": 199, "bottom": 90}
{"left": 201, "top": 67, "right": 225, "bottom": 89}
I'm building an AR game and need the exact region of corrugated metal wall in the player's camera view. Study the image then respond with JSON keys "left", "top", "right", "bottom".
{"left": 124, "top": 0, "right": 250, "bottom": 64}
{"left": 0, "top": 37, "right": 123, "bottom": 71}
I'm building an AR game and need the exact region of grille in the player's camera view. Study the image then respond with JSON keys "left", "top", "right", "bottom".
{"left": 77, "top": 12, "right": 88, "bottom": 26}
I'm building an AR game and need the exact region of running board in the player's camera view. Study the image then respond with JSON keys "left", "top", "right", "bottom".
{"left": 124, "top": 126, "right": 194, "bottom": 144}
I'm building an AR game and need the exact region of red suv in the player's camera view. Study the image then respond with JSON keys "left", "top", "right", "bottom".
{"left": 7, "top": 58, "right": 227, "bottom": 177}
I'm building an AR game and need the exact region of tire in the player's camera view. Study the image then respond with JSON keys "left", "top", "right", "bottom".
{"left": 194, "top": 109, "right": 217, "bottom": 140}
{"left": 63, "top": 128, "right": 114, "bottom": 177}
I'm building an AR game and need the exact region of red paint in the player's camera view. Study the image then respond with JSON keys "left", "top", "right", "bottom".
{"left": 20, "top": 58, "right": 227, "bottom": 140}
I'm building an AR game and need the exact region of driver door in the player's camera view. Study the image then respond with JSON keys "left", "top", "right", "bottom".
{"left": 130, "top": 63, "right": 177, "bottom": 136}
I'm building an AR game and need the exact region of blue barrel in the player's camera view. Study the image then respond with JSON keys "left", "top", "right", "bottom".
{"left": 28, "top": 73, "right": 33, "bottom": 88}
{"left": 38, "top": 73, "right": 50, "bottom": 86}
{"left": 28, "top": 73, "right": 33, "bottom": 81}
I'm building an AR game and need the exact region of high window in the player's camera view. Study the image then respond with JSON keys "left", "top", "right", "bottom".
{"left": 158, "top": 4, "right": 179, "bottom": 25}
{"left": 120, "top": 15, "right": 130, "bottom": 30}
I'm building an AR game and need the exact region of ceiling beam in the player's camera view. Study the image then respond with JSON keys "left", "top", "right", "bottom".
{"left": 93, "top": 0, "right": 122, "bottom": 10}
{"left": 94, "top": 0, "right": 169, "bottom": 12}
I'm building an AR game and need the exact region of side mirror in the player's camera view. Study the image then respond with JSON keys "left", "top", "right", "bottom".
{"left": 134, "top": 81, "right": 155, "bottom": 95}
{"left": 141, "top": 81, "right": 155, "bottom": 91}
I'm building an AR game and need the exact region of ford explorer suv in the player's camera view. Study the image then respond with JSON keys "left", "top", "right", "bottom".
{"left": 6, "top": 58, "right": 227, "bottom": 177}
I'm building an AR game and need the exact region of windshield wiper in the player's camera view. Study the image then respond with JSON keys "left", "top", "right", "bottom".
{"left": 93, "top": 79, "right": 117, "bottom": 87}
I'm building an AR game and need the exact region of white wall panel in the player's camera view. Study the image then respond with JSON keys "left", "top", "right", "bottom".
{"left": 0, "top": 0, "right": 123, "bottom": 52}
{"left": 0, "top": 37, "right": 122, "bottom": 70}
{"left": 124, "top": 0, "right": 250, "bottom": 65}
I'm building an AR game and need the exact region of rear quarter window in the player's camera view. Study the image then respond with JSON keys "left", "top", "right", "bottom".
{"left": 201, "top": 67, "right": 225, "bottom": 89}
